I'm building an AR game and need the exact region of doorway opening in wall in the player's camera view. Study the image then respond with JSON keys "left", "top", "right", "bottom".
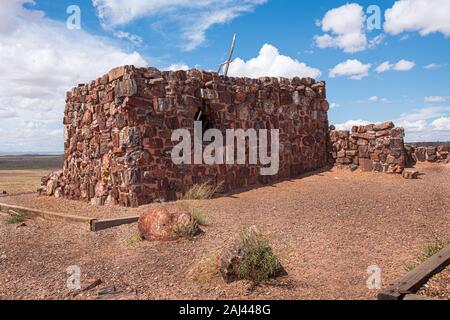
{"left": 194, "top": 106, "right": 214, "bottom": 135}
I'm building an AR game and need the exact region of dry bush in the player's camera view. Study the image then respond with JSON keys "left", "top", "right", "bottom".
{"left": 183, "top": 181, "right": 224, "bottom": 200}
{"left": 176, "top": 203, "right": 208, "bottom": 227}
{"left": 187, "top": 251, "right": 220, "bottom": 283}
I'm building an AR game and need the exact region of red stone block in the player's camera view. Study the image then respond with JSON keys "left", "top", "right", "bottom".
{"left": 359, "top": 158, "right": 373, "bottom": 172}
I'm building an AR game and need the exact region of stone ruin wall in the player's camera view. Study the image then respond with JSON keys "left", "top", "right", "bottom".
{"left": 328, "top": 121, "right": 415, "bottom": 173}
{"left": 40, "top": 65, "right": 330, "bottom": 207}
{"left": 407, "top": 145, "right": 449, "bottom": 164}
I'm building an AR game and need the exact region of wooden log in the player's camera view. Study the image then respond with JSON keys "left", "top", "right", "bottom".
{"left": 90, "top": 216, "right": 139, "bottom": 232}
{"left": 378, "top": 244, "right": 450, "bottom": 300}
{"left": 70, "top": 279, "right": 103, "bottom": 298}
{"left": 403, "top": 294, "right": 439, "bottom": 301}
{"left": 0, "top": 202, "right": 94, "bottom": 225}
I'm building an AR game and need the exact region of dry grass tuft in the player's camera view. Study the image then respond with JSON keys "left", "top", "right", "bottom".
{"left": 191, "top": 207, "right": 207, "bottom": 226}
{"left": 125, "top": 233, "right": 143, "bottom": 246}
{"left": 187, "top": 251, "right": 220, "bottom": 283}
{"left": 182, "top": 181, "right": 224, "bottom": 200}
{"left": 176, "top": 203, "right": 208, "bottom": 227}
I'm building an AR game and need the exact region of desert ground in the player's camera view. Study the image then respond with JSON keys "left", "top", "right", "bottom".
{"left": 0, "top": 155, "right": 63, "bottom": 195}
{"left": 0, "top": 158, "right": 449, "bottom": 300}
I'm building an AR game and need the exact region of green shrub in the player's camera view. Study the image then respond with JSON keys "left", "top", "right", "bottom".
{"left": 404, "top": 236, "right": 446, "bottom": 272}
{"left": 173, "top": 221, "right": 199, "bottom": 240}
{"left": 6, "top": 214, "right": 26, "bottom": 225}
{"left": 236, "top": 227, "right": 283, "bottom": 283}
{"left": 191, "top": 208, "right": 207, "bottom": 226}
{"left": 420, "top": 239, "right": 445, "bottom": 261}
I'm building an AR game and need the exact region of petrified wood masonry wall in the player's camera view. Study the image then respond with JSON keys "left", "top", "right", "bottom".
{"left": 41, "top": 66, "right": 330, "bottom": 207}
{"left": 408, "top": 145, "right": 449, "bottom": 163}
{"left": 329, "top": 121, "right": 415, "bottom": 173}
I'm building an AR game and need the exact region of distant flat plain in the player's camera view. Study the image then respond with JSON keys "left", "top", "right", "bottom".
{"left": 0, "top": 155, "right": 63, "bottom": 195}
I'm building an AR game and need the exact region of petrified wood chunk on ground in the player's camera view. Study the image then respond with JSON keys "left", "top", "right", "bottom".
{"left": 402, "top": 168, "right": 419, "bottom": 179}
{"left": 138, "top": 207, "right": 197, "bottom": 241}
{"left": 414, "top": 147, "right": 427, "bottom": 162}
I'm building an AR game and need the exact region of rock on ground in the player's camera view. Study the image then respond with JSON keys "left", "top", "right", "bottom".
{"left": 138, "top": 207, "right": 197, "bottom": 241}
{"left": 402, "top": 169, "right": 419, "bottom": 179}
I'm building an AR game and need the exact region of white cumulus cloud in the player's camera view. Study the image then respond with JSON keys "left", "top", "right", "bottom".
{"left": 375, "top": 59, "right": 415, "bottom": 73}
{"left": 396, "top": 107, "right": 450, "bottom": 141}
{"left": 330, "top": 103, "right": 340, "bottom": 109}
{"left": 163, "top": 63, "right": 190, "bottom": 71}
{"left": 314, "top": 3, "right": 383, "bottom": 53}
{"left": 329, "top": 59, "right": 371, "bottom": 80}
{"left": 92, "top": 0, "right": 267, "bottom": 51}
{"left": 432, "top": 117, "right": 450, "bottom": 131}
{"left": 425, "top": 96, "right": 447, "bottom": 103}
{"left": 356, "top": 96, "right": 391, "bottom": 104}
{"left": 0, "top": 1, "right": 147, "bottom": 153}
{"left": 396, "top": 119, "right": 428, "bottom": 133}
{"left": 113, "top": 30, "right": 143, "bottom": 45}
{"left": 397, "top": 107, "right": 450, "bottom": 122}
{"left": 0, "top": 107, "right": 18, "bottom": 119}
{"left": 227, "top": 44, "right": 322, "bottom": 79}
{"left": 424, "top": 63, "right": 445, "bottom": 70}
{"left": 334, "top": 107, "right": 450, "bottom": 142}
{"left": 384, "top": 0, "right": 450, "bottom": 37}
{"left": 334, "top": 120, "right": 372, "bottom": 131}
{"left": 394, "top": 59, "right": 416, "bottom": 71}
{"left": 375, "top": 61, "right": 392, "bottom": 73}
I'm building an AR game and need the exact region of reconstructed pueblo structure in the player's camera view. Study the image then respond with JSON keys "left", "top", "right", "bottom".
{"left": 40, "top": 66, "right": 330, "bottom": 207}
{"left": 40, "top": 66, "right": 420, "bottom": 207}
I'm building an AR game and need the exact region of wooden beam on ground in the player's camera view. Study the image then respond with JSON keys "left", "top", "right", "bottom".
{"left": 378, "top": 244, "right": 450, "bottom": 300}
{"left": 0, "top": 202, "right": 94, "bottom": 225}
{"left": 90, "top": 216, "right": 139, "bottom": 232}
{"left": 403, "top": 294, "right": 439, "bottom": 301}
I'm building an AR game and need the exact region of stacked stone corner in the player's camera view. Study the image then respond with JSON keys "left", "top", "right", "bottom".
{"left": 329, "top": 121, "right": 414, "bottom": 173}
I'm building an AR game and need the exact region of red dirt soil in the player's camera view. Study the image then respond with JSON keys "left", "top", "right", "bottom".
{"left": 0, "top": 162, "right": 449, "bottom": 300}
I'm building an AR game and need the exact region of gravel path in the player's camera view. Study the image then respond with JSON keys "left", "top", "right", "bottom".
{"left": 417, "top": 265, "right": 450, "bottom": 300}
{"left": 1, "top": 162, "right": 449, "bottom": 300}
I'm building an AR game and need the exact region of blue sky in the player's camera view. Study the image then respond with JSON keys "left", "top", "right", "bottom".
{"left": 1, "top": 0, "right": 450, "bottom": 153}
